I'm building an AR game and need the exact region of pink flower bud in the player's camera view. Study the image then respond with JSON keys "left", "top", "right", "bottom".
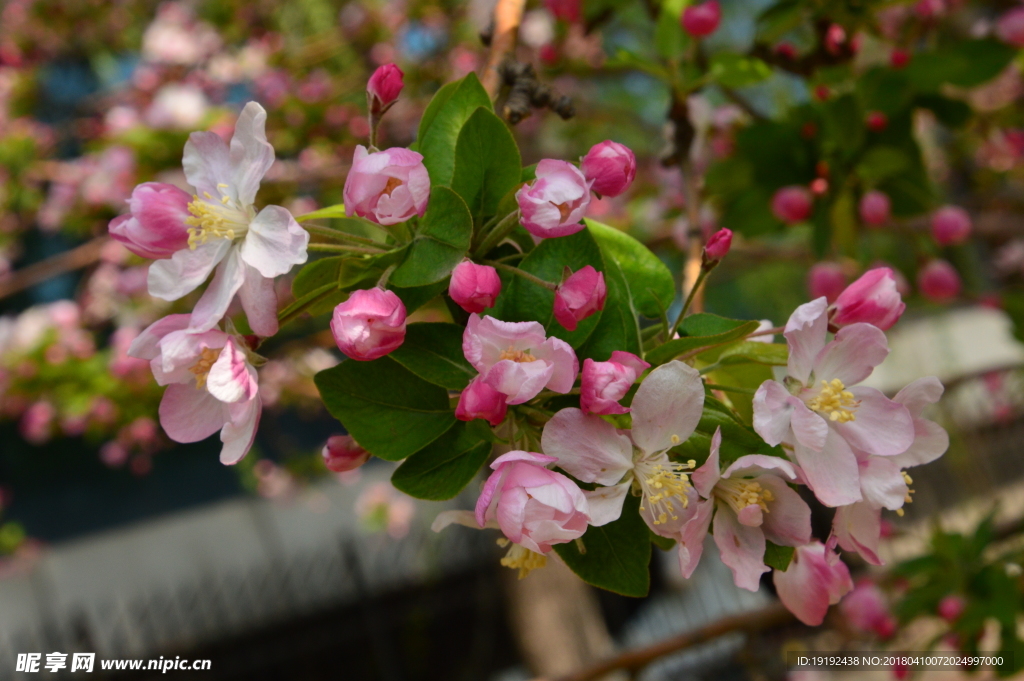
{"left": 775, "top": 42, "right": 798, "bottom": 59}
{"left": 449, "top": 261, "right": 501, "bottom": 313}
{"left": 516, "top": 160, "right": 591, "bottom": 239}
{"left": 704, "top": 228, "right": 733, "bottom": 261}
{"left": 859, "top": 190, "right": 891, "bottom": 226}
{"left": 825, "top": 24, "right": 846, "bottom": 55}
{"left": 937, "top": 595, "right": 966, "bottom": 622}
{"left": 554, "top": 266, "right": 607, "bottom": 331}
{"left": 914, "top": 0, "right": 945, "bottom": 19}
{"left": 918, "top": 260, "right": 961, "bottom": 302}
{"left": 455, "top": 376, "right": 509, "bottom": 426}
{"left": 581, "top": 351, "right": 650, "bottom": 415}
{"left": 681, "top": 1, "right": 721, "bottom": 38}
{"left": 344, "top": 146, "right": 430, "bottom": 226}
{"left": 580, "top": 141, "right": 636, "bottom": 197}
{"left": 367, "top": 63, "right": 404, "bottom": 113}
{"left": 840, "top": 581, "right": 894, "bottom": 637}
{"left": 322, "top": 435, "right": 370, "bottom": 472}
{"left": 866, "top": 111, "right": 888, "bottom": 133}
{"left": 330, "top": 288, "right": 407, "bottom": 361}
{"left": 930, "top": 205, "right": 972, "bottom": 246}
{"left": 771, "top": 185, "right": 813, "bottom": 224}
{"left": 890, "top": 48, "right": 910, "bottom": 69}
{"left": 808, "top": 262, "right": 847, "bottom": 303}
{"left": 998, "top": 8, "right": 1024, "bottom": 47}
{"left": 832, "top": 268, "right": 906, "bottom": 331}
{"left": 544, "top": 0, "right": 581, "bottom": 23}
{"left": 108, "top": 182, "right": 192, "bottom": 259}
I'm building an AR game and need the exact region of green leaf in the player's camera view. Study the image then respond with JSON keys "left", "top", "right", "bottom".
{"left": 650, "top": 530, "right": 677, "bottom": 551}
{"left": 294, "top": 204, "right": 347, "bottom": 223}
{"left": 290, "top": 256, "right": 346, "bottom": 315}
{"left": 755, "top": 0, "right": 806, "bottom": 44}
{"left": 417, "top": 73, "right": 492, "bottom": 188}
{"left": 905, "top": 39, "right": 1017, "bottom": 91}
{"left": 576, "top": 255, "right": 643, "bottom": 361}
{"left": 586, "top": 219, "right": 675, "bottom": 319}
{"left": 717, "top": 341, "right": 788, "bottom": 366}
{"left": 914, "top": 94, "right": 972, "bottom": 128}
{"left": 654, "top": 0, "right": 689, "bottom": 60}
{"left": 314, "top": 357, "right": 456, "bottom": 461}
{"left": 391, "top": 280, "right": 447, "bottom": 314}
{"left": 391, "top": 422, "right": 491, "bottom": 500}
{"left": 491, "top": 228, "right": 605, "bottom": 348}
{"left": 390, "top": 187, "right": 472, "bottom": 287}
{"left": 389, "top": 322, "right": 475, "bottom": 390}
{"left": 675, "top": 396, "right": 775, "bottom": 464}
{"left": 764, "top": 541, "right": 795, "bottom": 571}
{"left": 645, "top": 315, "right": 760, "bottom": 366}
{"left": 451, "top": 108, "right": 522, "bottom": 219}
{"left": 709, "top": 53, "right": 772, "bottom": 88}
{"left": 553, "top": 494, "right": 651, "bottom": 597}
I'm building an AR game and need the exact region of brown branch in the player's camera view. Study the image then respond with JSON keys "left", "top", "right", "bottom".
{"left": 0, "top": 236, "right": 110, "bottom": 301}
{"left": 548, "top": 603, "right": 795, "bottom": 681}
{"left": 481, "top": 0, "right": 526, "bottom": 98}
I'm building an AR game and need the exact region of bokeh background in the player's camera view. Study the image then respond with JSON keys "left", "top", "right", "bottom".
{"left": 2, "top": 0, "right": 1024, "bottom": 679}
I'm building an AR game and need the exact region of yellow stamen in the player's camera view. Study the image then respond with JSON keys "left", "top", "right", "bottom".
{"left": 496, "top": 539, "right": 547, "bottom": 579}
{"left": 555, "top": 202, "right": 572, "bottom": 222}
{"left": 714, "top": 477, "right": 774, "bottom": 516}
{"left": 498, "top": 347, "right": 537, "bottom": 363}
{"left": 189, "top": 347, "right": 221, "bottom": 389}
{"left": 382, "top": 176, "right": 403, "bottom": 196}
{"left": 806, "top": 378, "right": 859, "bottom": 422}
{"left": 636, "top": 459, "right": 694, "bottom": 525}
{"left": 185, "top": 195, "right": 250, "bottom": 249}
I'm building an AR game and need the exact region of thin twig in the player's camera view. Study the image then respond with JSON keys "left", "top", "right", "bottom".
{"left": 0, "top": 236, "right": 110, "bottom": 301}
{"left": 481, "top": 0, "right": 527, "bottom": 98}
{"left": 549, "top": 603, "right": 795, "bottom": 681}
{"left": 484, "top": 259, "right": 557, "bottom": 290}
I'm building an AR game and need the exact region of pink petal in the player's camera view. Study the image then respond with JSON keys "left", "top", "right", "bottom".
{"left": 833, "top": 387, "right": 914, "bottom": 457}
{"left": 811, "top": 323, "right": 889, "bottom": 387}
{"left": 491, "top": 450, "right": 558, "bottom": 469}
{"left": 147, "top": 239, "right": 230, "bottom": 301}
{"left": 206, "top": 338, "right": 259, "bottom": 403}
{"left": 541, "top": 408, "right": 634, "bottom": 486}
{"left": 893, "top": 376, "right": 944, "bottom": 416}
{"left": 189, "top": 247, "right": 246, "bottom": 333}
{"left": 238, "top": 262, "right": 279, "bottom": 337}
{"left": 677, "top": 498, "right": 714, "bottom": 578}
{"left": 229, "top": 102, "right": 275, "bottom": 206}
{"left": 182, "top": 130, "right": 232, "bottom": 202}
{"left": 462, "top": 314, "right": 547, "bottom": 374}
{"left": 128, "top": 314, "right": 192, "bottom": 360}
{"left": 858, "top": 455, "right": 907, "bottom": 510}
{"left": 484, "top": 358, "right": 554, "bottom": 404}
{"left": 219, "top": 395, "right": 261, "bottom": 465}
{"left": 890, "top": 417, "right": 949, "bottom": 469}
{"left": 584, "top": 482, "right": 630, "bottom": 526}
{"left": 793, "top": 430, "right": 862, "bottom": 507}
{"left": 832, "top": 503, "right": 884, "bottom": 565}
{"left": 239, "top": 205, "right": 309, "bottom": 279}
{"left": 722, "top": 454, "right": 800, "bottom": 480}
{"left": 753, "top": 380, "right": 795, "bottom": 446}
{"left": 784, "top": 298, "right": 828, "bottom": 385}
{"left": 534, "top": 336, "right": 579, "bottom": 393}
{"left": 713, "top": 505, "right": 769, "bottom": 592}
{"left": 791, "top": 400, "right": 829, "bottom": 451}
{"left": 691, "top": 427, "right": 722, "bottom": 498}
{"left": 757, "top": 475, "right": 812, "bottom": 546}
{"left": 774, "top": 543, "right": 852, "bottom": 625}
{"left": 159, "top": 383, "right": 227, "bottom": 443}
{"left": 630, "top": 361, "right": 704, "bottom": 456}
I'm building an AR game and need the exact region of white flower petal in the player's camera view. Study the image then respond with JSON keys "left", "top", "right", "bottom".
{"left": 147, "top": 239, "right": 230, "bottom": 301}
{"left": 239, "top": 205, "right": 309, "bottom": 278}
{"left": 630, "top": 361, "right": 704, "bottom": 456}
{"left": 229, "top": 102, "right": 275, "bottom": 206}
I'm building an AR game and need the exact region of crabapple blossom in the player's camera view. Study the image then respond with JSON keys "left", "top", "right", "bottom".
{"left": 580, "top": 351, "right": 649, "bottom": 415}
{"left": 343, "top": 146, "right": 430, "bottom": 226}
{"left": 859, "top": 191, "right": 891, "bottom": 226}
{"left": 752, "top": 298, "right": 914, "bottom": 507}
{"left": 841, "top": 581, "right": 897, "bottom": 638}
{"left": 127, "top": 314, "right": 261, "bottom": 465}
{"left": 330, "top": 288, "right": 407, "bottom": 361}
{"left": 143, "top": 102, "right": 309, "bottom": 338}
{"left": 462, "top": 314, "right": 578, "bottom": 404}
{"left": 931, "top": 205, "right": 972, "bottom": 246}
{"left": 938, "top": 595, "right": 966, "bottom": 622}
{"left": 108, "top": 183, "right": 192, "bottom": 259}
{"left": 918, "top": 260, "right": 961, "bottom": 302}
{"left": 366, "top": 63, "right": 404, "bottom": 113}
{"left": 516, "top": 160, "right": 592, "bottom": 238}
{"left": 831, "top": 268, "right": 906, "bottom": 331}
{"left": 322, "top": 435, "right": 370, "bottom": 473}
{"left": 771, "top": 186, "right": 813, "bottom": 223}
{"left": 580, "top": 141, "right": 636, "bottom": 197}
{"left": 808, "top": 262, "right": 847, "bottom": 303}
{"left": 681, "top": 1, "right": 721, "bottom": 37}
{"left": 682, "top": 429, "right": 812, "bottom": 590}
{"left": 553, "top": 266, "right": 606, "bottom": 331}
{"left": 455, "top": 376, "right": 508, "bottom": 426}
{"left": 773, "top": 542, "right": 853, "bottom": 625}
{"left": 542, "top": 361, "right": 705, "bottom": 535}
{"left": 448, "top": 260, "right": 501, "bottom": 314}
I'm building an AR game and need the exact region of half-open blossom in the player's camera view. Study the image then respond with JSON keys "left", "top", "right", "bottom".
{"left": 808, "top": 262, "right": 847, "bottom": 303}
{"left": 830, "top": 377, "right": 948, "bottom": 564}
{"left": 449, "top": 260, "right": 501, "bottom": 313}
{"left": 542, "top": 361, "right": 705, "bottom": 535}
{"left": 841, "top": 581, "right": 897, "bottom": 637}
{"left": 553, "top": 266, "right": 606, "bottom": 331}
{"left": 859, "top": 191, "right": 891, "bottom": 227}
{"left": 753, "top": 298, "right": 914, "bottom": 507}
{"left": 580, "top": 351, "right": 649, "bottom": 415}
{"left": 681, "top": 0, "right": 721, "bottom": 37}
{"left": 432, "top": 450, "right": 591, "bottom": 577}
{"left": 463, "top": 314, "right": 578, "bottom": 404}
{"left": 774, "top": 542, "right": 853, "bottom": 625}
{"left": 918, "top": 260, "right": 961, "bottom": 302}
{"left": 831, "top": 268, "right": 906, "bottom": 331}
{"left": 704, "top": 228, "right": 733, "bottom": 261}
{"left": 128, "top": 314, "right": 261, "bottom": 465}
{"left": 108, "top": 182, "right": 192, "bottom": 259}
{"left": 455, "top": 376, "right": 508, "bottom": 426}
{"left": 997, "top": 7, "right": 1024, "bottom": 47}
{"left": 516, "top": 160, "right": 591, "bottom": 238}
{"left": 367, "top": 64, "right": 404, "bottom": 114}
{"left": 344, "top": 146, "right": 430, "bottom": 226}
{"left": 682, "top": 429, "right": 812, "bottom": 590}
{"left": 331, "top": 288, "right": 407, "bottom": 361}
{"left": 322, "top": 435, "right": 370, "bottom": 472}
{"left": 146, "top": 102, "right": 309, "bottom": 338}
{"left": 771, "top": 186, "right": 813, "bottom": 224}
{"left": 931, "top": 205, "right": 972, "bottom": 246}
{"left": 580, "top": 141, "right": 636, "bottom": 197}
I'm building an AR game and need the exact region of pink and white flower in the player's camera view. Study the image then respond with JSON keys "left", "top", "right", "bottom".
{"left": 462, "top": 314, "right": 578, "bottom": 405}
{"left": 128, "top": 314, "right": 262, "bottom": 465}
{"left": 146, "top": 102, "right": 309, "bottom": 338}
{"left": 108, "top": 182, "right": 192, "bottom": 259}
{"left": 449, "top": 260, "right": 501, "bottom": 313}
{"left": 752, "top": 298, "right": 914, "bottom": 507}
{"left": 830, "top": 268, "right": 906, "bottom": 331}
{"left": 841, "top": 580, "right": 897, "bottom": 637}
{"left": 516, "top": 160, "right": 592, "bottom": 238}
{"left": 681, "top": 429, "right": 812, "bottom": 590}
{"left": 774, "top": 542, "right": 853, "bottom": 625}
{"left": 343, "top": 146, "right": 430, "bottom": 226}
{"left": 542, "top": 361, "right": 705, "bottom": 534}
{"left": 580, "top": 141, "right": 636, "bottom": 197}
{"left": 580, "top": 351, "right": 649, "bottom": 415}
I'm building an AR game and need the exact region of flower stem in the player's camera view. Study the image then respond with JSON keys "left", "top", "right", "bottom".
{"left": 376, "top": 263, "right": 398, "bottom": 288}
{"left": 277, "top": 286, "right": 339, "bottom": 328}
{"left": 669, "top": 263, "right": 712, "bottom": 337}
{"left": 484, "top": 260, "right": 557, "bottom": 290}
{"left": 473, "top": 210, "right": 521, "bottom": 258}
{"left": 307, "top": 243, "right": 386, "bottom": 255}
{"left": 303, "top": 224, "right": 381, "bottom": 247}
